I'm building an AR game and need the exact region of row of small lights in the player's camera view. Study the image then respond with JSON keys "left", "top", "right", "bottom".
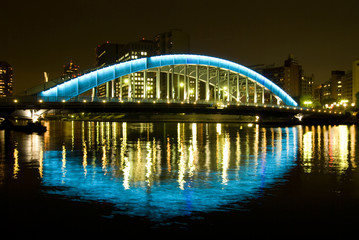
{"left": 12, "top": 98, "right": 343, "bottom": 115}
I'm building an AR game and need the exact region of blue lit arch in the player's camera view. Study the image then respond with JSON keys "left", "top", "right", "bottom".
{"left": 39, "top": 54, "right": 298, "bottom": 106}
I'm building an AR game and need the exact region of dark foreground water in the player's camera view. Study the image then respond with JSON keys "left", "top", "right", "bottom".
{"left": 2, "top": 121, "right": 359, "bottom": 237}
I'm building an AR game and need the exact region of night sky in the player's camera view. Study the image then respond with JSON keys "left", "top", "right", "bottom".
{"left": 2, "top": 0, "right": 359, "bottom": 94}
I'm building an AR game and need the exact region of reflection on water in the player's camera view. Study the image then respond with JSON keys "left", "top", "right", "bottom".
{"left": 2, "top": 122, "right": 358, "bottom": 221}
{"left": 300, "top": 125, "right": 356, "bottom": 173}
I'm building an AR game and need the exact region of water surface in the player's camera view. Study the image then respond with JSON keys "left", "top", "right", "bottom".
{"left": 2, "top": 121, "right": 359, "bottom": 236}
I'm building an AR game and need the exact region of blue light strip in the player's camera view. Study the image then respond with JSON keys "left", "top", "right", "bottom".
{"left": 39, "top": 54, "right": 298, "bottom": 106}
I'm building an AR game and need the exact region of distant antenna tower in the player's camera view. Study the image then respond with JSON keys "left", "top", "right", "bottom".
{"left": 44, "top": 72, "right": 49, "bottom": 82}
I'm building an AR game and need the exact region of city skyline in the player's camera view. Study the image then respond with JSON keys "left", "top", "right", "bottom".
{"left": 2, "top": 0, "right": 359, "bottom": 94}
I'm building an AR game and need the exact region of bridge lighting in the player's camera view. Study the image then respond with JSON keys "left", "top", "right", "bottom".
{"left": 39, "top": 99, "right": 43, "bottom": 103}
{"left": 62, "top": 99, "right": 66, "bottom": 103}
{"left": 295, "top": 113, "right": 303, "bottom": 121}
{"left": 83, "top": 100, "right": 87, "bottom": 103}
{"left": 255, "top": 116, "right": 260, "bottom": 122}
{"left": 13, "top": 99, "right": 18, "bottom": 103}
{"left": 102, "top": 100, "right": 106, "bottom": 103}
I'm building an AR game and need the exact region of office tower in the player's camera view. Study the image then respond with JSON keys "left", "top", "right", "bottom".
{"left": 154, "top": 29, "right": 190, "bottom": 55}
{"left": 0, "top": 61, "right": 13, "bottom": 97}
{"left": 63, "top": 60, "right": 80, "bottom": 77}
{"left": 260, "top": 54, "right": 303, "bottom": 102}
{"left": 330, "top": 70, "right": 345, "bottom": 101}
{"left": 95, "top": 39, "right": 156, "bottom": 98}
{"left": 352, "top": 60, "right": 359, "bottom": 103}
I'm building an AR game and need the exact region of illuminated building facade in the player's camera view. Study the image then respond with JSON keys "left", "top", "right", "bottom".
{"left": 330, "top": 70, "right": 345, "bottom": 102}
{"left": 0, "top": 61, "right": 13, "bottom": 97}
{"left": 95, "top": 39, "right": 156, "bottom": 98}
{"left": 95, "top": 29, "right": 190, "bottom": 99}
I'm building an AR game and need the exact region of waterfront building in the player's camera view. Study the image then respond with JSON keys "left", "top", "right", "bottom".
{"left": 257, "top": 54, "right": 313, "bottom": 104}
{"left": 314, "top": 81, "right": 332, "bottom": 105}
{"left": 330, "top": 70, "right": 346, "bottom": 102}
{"left": 342, "top": 71, "right": 353, "bottom": 103}
{"left": 95, "top": 39, "right": 156, "bottom": 98}
{"left": 95, "top": 29, "right": 190, "bottom": 99}
{"left": 63, "top": 60, "right": 80, "bottom": 78}
{"left": 353, "top": 59, "right": 359, "bottom": 103}
{"left": 154, "top": 29, "right": 190, "bottom": 55}
{"left": 0, "top": 61, "right": 13, "bottom": 97}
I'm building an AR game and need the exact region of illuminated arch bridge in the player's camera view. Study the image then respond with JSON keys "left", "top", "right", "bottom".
{"left": 34, "top": 54, "right": 298, "bottom": 107}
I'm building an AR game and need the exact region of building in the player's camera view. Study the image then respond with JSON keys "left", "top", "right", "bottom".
{"left": 314, "top": 81, "right": 331, "bottom": 105}
{"left": 95, "top": 39, "right": 156, "bottom": 98}
{"left": 63, "top": 60, "right": 80, "bottom": 77}
{"left": 352, "top": 59, "right": 359, "bottom": 103}
{"left": 258, "top": 54, "right": 310, "bottom": 103}
{"left": 330, "top": 70, "right": 345, "bottom": 102}
{"left": 95, "top": 42, "right": 123, "bottom": 67}
{"left": 301, "top": 74, "right": 314, "bottom": 100}
{"left": 95, "top": 29, "right": 190, "bottom": 99}
{"left": 154, "top": 29, "right": 190, "bottom": 55}
{"left": 342, "top": 71, "right": 353, "bottom": 103}
{"left": 0, "top": 61, "right": 13, "bottom": 97}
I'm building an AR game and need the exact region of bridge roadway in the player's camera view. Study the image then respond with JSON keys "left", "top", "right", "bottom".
{"left": 0, "top": 98, "right": 348, "bottom": 124}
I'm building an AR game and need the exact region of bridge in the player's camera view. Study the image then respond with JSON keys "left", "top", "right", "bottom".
{"left": 0, "top": 54, "right": 348, "bottom": 124}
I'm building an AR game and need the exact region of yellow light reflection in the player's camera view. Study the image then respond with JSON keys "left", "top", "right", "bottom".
{"left": 350, "top": 125, "right": 356, "bottom": 168}
{"left": 145, "top": 141, "right": 152, "bottom": 186}
{"left": 167, "top": 137, "right": 171, "bottom": 172}
{"left": 216, "top": 123, "right": 222, "bottom": 135}
{"left": 222, "top": 133, "right": 230, "bottom": 185}
{"left": 83, "top": 141, "right": 87, "bottom": 177}
{"left": 178, "top": 123, "right": 186, "bottom": 190}
{"left": 13, "top": 143, "right": 19, "bottom": 179}
{"left": 39, "top": 148, "right": 43, "bottom": 178}
{"left": 337, "top": 125, "right": 349, "bottom": 171}
{"left": 303, "top": 131, "right": 313, "bottom": 172}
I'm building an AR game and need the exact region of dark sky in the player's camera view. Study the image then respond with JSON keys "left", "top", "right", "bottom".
{"left": 2, "top": 0, "right": 359, "bottom": 94}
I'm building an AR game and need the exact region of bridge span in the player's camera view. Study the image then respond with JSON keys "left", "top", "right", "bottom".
{"left": 0, "top": 97, "right": 348, "bottom": 124}
{"left": 1, "top": 54, "right": 350, "bottom": 124}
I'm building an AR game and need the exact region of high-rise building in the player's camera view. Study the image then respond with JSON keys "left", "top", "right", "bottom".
{"left": 95, "top": 39, "right": 156, "bottom": 98}
{"left": 0, "top": 61, "right": 13, "bottom": 97}
{"left": 95, "top": 42, "right": 123, "bottom": 67}
{"left": 154, "top": 29, "right": 190, "bottom": 55}
{"left": 95, "top": 30, "right": 190, "bottom": 99}
{"left": 330, "top": 70, "right": 345, "bottom": 101}
{"left": 352, "top": 59, "right": 359, "bottom": 103}
{"left": 301, "top": 74, "right": 314, "bottom": 99}
{"left": 314, "top": 81, "right": 332, "bottom": 105}
{"left": 63, "top": 60, "right": 80, "bottom": 77}
{"left": 342, "top": 71, "right": 353, "bottom": 102}
{"left": 259, "top": 54, "right": 304, "bottom": 102}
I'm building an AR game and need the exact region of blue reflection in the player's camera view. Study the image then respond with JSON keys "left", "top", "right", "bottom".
{"left": 42, "top": 124, "right": 298, "bottom": 221}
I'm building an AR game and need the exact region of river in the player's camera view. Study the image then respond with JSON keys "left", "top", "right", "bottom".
{"left": 2, "top": 121, "right": 359, "bottom": 237}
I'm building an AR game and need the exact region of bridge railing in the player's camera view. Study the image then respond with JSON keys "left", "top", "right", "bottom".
{"left": 3, "top": 95, "right": 311, "bottom": 111}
